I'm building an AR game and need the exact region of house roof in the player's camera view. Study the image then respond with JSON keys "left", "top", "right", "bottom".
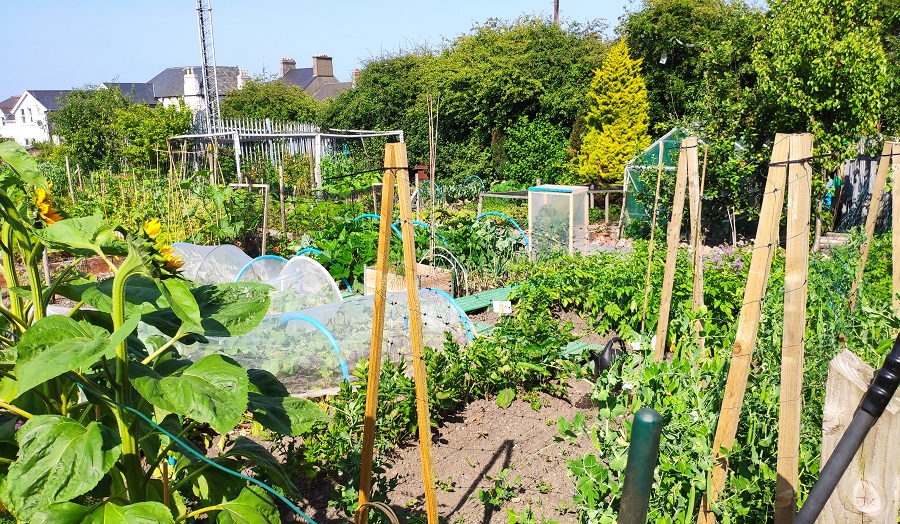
{"left": 309, "top": 81, "right": 352, "bottom": 101}
{"left": 147, "top": 66, "right": 241, "bottom": 98}
{"left": 24, "top": 90, "right": 71, "bottom": 111}
{"left": 281, "top": 67, "right": 315, "bottom": 90}
{"left": 0, "top": 96, "right": 19, "bottom": 114}
{"left": 101, "top": 83, "right": 157, "bottom": 105}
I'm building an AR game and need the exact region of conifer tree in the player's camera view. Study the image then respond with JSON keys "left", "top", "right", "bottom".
{"left": 577, "top": 41, "right": 651, "bottom": 184}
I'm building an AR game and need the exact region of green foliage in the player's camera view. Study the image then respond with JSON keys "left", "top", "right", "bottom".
{"left": 48, "top": 87, "right": 129, "bottom": 173}
{"left": 113, "top": 102, "right": 193, "bottom": 169}
{"left": 503, "top": 114, "right": 569, "bottom": 186}
{"left": 752, "top": 0, "right": 888, "bottom": 165}
{"left": 577, "top": 40, "right": 651, "bottom": 184}
{"left": 220, "top": 79, "right": 323, "bottom": 123}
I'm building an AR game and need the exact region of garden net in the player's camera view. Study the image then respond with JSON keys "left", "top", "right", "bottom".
{"left": 173, "top": 244, "right": 342, "bottom": 313}
{"left": 173, "top": 243, "right": 252, "bottom": 285}
{"left": 176, "top": 289, "right": 473, "bottom": 396}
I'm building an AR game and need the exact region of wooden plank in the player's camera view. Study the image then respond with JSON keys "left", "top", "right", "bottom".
{"left": 818, "top": 350, "right": 900, "bottom": 523}
{"left": 698, "top": 133, "right": 791, "bottom": 524}
{"left": 891, "top": 143, "right": 900, "bottom": 315}
{"left": 640, "top": 141, "right": 666, "bottom": 332}
{"left": 395, "top": 142, "right": 440, "bottom": 524}
{"left": 653, "top": 137, "right": 692, "bottom": 361}
{"left": 687, "top": 138, "right": 704, "bottom": 354}
{"left": 356, "top": 144, "right": 398, "bottom": 524}
{"left": 774, "top": 133, "right": 813, "bottom": 524}
{"left": 848, "top": 141, "right": 893, "bottom": 311}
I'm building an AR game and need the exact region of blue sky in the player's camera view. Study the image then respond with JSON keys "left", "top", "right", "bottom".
{"left": 0, "top": 1, "right": 629, "bottom": 99}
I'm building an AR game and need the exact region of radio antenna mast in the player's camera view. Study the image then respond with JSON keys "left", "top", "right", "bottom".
{"left": 196, "top": 0, "right": 222, "bottom": 133}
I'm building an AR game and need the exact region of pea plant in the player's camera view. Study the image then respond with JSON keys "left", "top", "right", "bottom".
{"left": 0, "top": 142, "right": 326, "bottom": 523}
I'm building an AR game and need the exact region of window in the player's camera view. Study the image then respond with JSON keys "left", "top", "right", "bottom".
{"left": 27, "top": 108, "right": 32, "bottom": 123}
{"left": 20, "top": 109, "right": 25, "bottom": 123}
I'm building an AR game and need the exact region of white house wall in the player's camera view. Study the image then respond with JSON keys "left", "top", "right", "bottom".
{"left": 6, "top": 93, "right": 52, "bottom": 146}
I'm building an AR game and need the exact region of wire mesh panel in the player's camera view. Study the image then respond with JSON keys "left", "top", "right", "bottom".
{"left": 174, "top": 289, "right": 472, "bottom": 396}
{"left": 172, "top": 243, "right": 252, "bottom": 285}
{"left": 266, "top": 256, "right": 342, "bottom": 313}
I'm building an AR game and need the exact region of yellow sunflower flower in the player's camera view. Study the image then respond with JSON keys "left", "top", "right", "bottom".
{"left": 144, "top": 218, "right": 162, "bottom": 238}
{"left": 34, "top": 185, "right": 61, "bottom": 225}
{"left": 159, "top": 244, "right": 184, "bottom": 272}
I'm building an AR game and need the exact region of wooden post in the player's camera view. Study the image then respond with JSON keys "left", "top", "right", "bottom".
{"left": 652, "top": 137, "right": 692, "bottom": 361}
{"left": 891, "top": 143, "right": 900, "bottom": 315}
{"left": 640, "top": 141, "right": 666, "bottom": 332}
{"left": 687, "top": 139, "right": 704, "bottom": 354}
{"left": 774, "top": 133, "right": 813, "bottom": 524}
{"left": 261, "top": 185, "right": 269, "bottom": 255}
{"left": 357, "top": 146, "right": 398, "bottom": 524}
{"left": 65, "top": 156, "right": 75, "bottom": 204}
{"left": 817, "top": 350, "right": 900, "bottom": 523}
{"left": 279, "top": 165, "right": 286, "bottom": 234}
{"left": 848, "top": 141, "right": 895, "bottom": 311}
{"left": 395, "top": 142, "right": 440, "bottom": 524}
{"left": 605, "top": 192, "right": 610, "bottom": 225}
{"left": 698, "top": 134, "right": 791, "bottom": 524}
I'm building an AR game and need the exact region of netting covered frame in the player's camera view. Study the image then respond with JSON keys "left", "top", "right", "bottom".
{"left": 527, "top": 184, "right": 589, "bottom": 256}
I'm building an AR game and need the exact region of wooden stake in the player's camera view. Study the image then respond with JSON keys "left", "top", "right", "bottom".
{"left": 774, "top": 133, "right": 813, "bottom": 524}
{"left": 640, "top": 141, "right": 666, "bottom": 332}
{"left": 688, "top": 139, "right": 704, "bottom": 354}
{"left": 395, "top": 142, "right": 440, "bottom": 524}
{"left": 890, "top": 143, "right": 900, "bottom": 316}
{"left": 357, "top": 145, "right": 399, "bottom": 524}
{"left": 653, "top": 137, "right": 692, "bottom": 361}
{"left": 848, "top": 141, "right": 894, "bottom": 311}
{"left": 65, "top": 156, "right": 75, "bottom": 204}
{"left": 279, "top": 165, "right": 286, "bottom": 234}
{"left": 698, "top": 133, "right": 791, "bottom": 524}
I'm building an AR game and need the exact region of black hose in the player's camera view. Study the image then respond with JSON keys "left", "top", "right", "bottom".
{"left": 794, "top": 331, "right": 900, "bottom": 523}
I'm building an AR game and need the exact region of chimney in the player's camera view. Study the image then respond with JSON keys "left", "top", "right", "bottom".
{"left": 237, "top": 68, "right": 251, "bottom": 89}
{"left": 183, "top": 67, "right": 200, "bottom": 97}
{"left": 280, "top": 58, "right": 296, "bottom": 78}
{"left": 312, "top": 55, "right": 334, "bottom": 78}
{"left": 351, "top": 68, "right": 361, "bottom": 87}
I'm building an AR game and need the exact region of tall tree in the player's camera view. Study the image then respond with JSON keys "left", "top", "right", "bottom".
{"left": 753, "top": 0, "right": 888, "bottom": 156}
{"left": 577, "top": 40, "right": 651, "bottom": 184}
{"left": 220, "top": 79, "right": 322, "bottom": 123}
{"left": 113, "top": 102, "right": 193, "bottom": 169}
{"left": 48, "top": 87, "right": 129, "bottom": 173}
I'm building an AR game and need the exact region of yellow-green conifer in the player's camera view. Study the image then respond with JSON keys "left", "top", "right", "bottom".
{"left": 577, "top": 41, "right": 651, "bottom": 184}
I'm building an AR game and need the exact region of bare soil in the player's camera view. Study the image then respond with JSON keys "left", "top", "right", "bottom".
{"left": 383, "top": 379, "right": 598, "bottom": 524}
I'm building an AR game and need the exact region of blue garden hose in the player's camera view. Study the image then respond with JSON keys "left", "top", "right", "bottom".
{"left": 474, "top": 212, "right": 530, "bottom": 250}
{"left": 278, "top": 313, "right": 350, "bottom": 381}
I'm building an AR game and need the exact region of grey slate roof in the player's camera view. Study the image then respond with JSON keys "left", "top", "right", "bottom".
{"left": 0, "top": 96, "right": 19, "bottom": 113}
{"left": 146, "top": 66, "right": 241, "bottom": 98}
{"left": 27, "top": 90, "right": 71, "bottom": 111}
{"left": 310, "top": 81, "right": 353, "bottom": 101}
{"left": 102, "top": 83, "right": 157, "bottom": 105}
{"left": 281, "top": 68, "right": 315, "bottom": 90}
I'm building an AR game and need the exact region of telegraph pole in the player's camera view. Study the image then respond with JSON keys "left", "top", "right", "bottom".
{"left": 553, "top": 0, "right": 559, "bottom": 25}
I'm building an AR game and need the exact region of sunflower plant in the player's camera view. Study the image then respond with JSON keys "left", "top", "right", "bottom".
{"left": 0, "top": 142, "right": 326, "bottom": 523}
